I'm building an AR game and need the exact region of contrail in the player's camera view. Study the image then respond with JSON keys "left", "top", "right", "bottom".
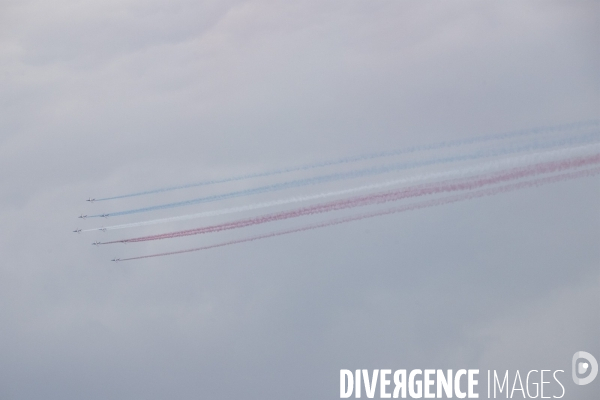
{"left": 93, "top": 120, "right": 598, "bottom": 202}
{"left": 84, "top": 143, "right": 600, "bottom": 232}
{"left": 116, "top": 166, "right": 600, "bottom": 261}
{"left": 100, "top": 153, "right": 600, "bottom": 245}
{"left": 89, "top": 131, "right": 599, "bottom": 218}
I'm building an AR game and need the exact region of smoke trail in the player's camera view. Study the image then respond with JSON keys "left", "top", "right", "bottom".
{"left": 82, "top": 143, "right": 600, "bottom": 232}
{"left": 100, "top": 153, "right": 600, "bottom": 245}
{"left": 117, "top": 166, "right": 600, "bottom": 261}
{"left": 89, "top": 131, "right": 600, "bottom": 218}
{"left": 94, "top": 120, "right": 598, "bottom": 202}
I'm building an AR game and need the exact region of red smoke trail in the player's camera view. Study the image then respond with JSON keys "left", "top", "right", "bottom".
{"left": 104, "top": 154, "right": 600, "bottom": 245}
{"left": 118, "top": 166, "right": 600, "bottom": 261}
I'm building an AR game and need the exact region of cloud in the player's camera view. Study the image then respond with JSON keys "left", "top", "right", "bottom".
{"left": 0, "top": 1, "right": 598, "bottom": 399}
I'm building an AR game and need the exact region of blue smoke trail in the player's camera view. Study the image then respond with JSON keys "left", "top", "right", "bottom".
{"left": 90, "top": 131, "right": 600, "bottom": 218}
{"left": 95, "top": 120, "right": 598, "bottom": 201}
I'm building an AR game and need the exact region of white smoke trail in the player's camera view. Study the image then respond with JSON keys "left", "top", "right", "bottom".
{"left": 83, "top": 143, "right": 600, "bottom": 232}
{"left": 88, "top": 132, "right": 600, "bottom": 218}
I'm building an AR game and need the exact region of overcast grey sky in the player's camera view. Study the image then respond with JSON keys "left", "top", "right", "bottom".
{"left": 0, "top": 1, "right": 598, "bottom": 399}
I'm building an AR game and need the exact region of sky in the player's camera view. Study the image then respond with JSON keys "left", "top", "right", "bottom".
{"left": 0, "top": 1, "right": 598, "bottom": 399}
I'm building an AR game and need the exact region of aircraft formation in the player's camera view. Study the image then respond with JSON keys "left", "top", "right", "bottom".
{"left": 74, "top": 120, "right": 600, "bottom": 262}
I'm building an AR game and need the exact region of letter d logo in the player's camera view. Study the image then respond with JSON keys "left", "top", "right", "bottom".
{"left": 572, "top": 351, "right": 598, "bottom": 385}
